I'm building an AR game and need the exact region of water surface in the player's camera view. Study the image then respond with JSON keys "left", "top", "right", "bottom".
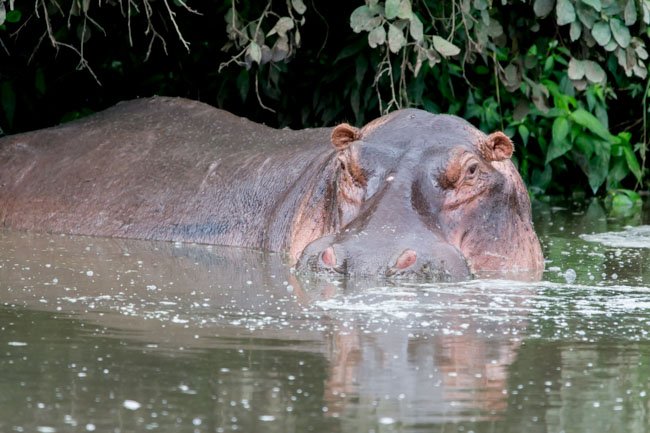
{"left": 1, "top": 200, "right": 650, "bottom": 432}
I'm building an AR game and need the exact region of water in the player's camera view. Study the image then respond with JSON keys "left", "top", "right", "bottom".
{"left": 1, "top": 200, "right": 650, "bottom": 433}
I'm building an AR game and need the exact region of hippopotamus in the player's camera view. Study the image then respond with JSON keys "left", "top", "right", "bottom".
{"left": 0, "top": 97, "right": 543, "bottom": 280}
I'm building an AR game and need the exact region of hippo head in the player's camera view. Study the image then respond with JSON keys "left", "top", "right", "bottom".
{"left": 294, "top": 109, "right": 544, "bottom": 281}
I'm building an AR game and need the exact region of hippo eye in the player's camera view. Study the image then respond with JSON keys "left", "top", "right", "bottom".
{"left": 467, "top": 162, "right": 479, "bottom": 176}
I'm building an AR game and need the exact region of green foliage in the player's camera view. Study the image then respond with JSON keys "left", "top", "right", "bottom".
{"left": 0, "top": 0, "right": 648, "bottom": 198}
{"left": 331, "top": 0, "right": 650, "bottom": 197}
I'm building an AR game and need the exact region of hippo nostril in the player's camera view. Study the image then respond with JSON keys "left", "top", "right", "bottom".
{"left": 394, "top": 249, "right": 417, "bottom": 270}
{"left": 321, "top": 246, "right": 337, "bottom": 267}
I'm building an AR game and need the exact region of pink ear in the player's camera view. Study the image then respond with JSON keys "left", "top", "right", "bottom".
{"left": 331, "top": 123, "right": 361, "bottom": 150}
{"left": 481, "top": 131, "right": 514, "bottom": 161}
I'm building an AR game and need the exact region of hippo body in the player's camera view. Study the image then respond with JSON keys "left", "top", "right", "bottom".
{"left": 0, "top": 97, "right": 543, "bottom": 280}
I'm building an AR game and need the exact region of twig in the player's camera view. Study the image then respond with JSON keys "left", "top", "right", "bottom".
{"left": 641, "top": 77, "right": 650, "bottom": 187}
{"left": 142, "top": 0, "right": 167, "bottom": 59}
{"left": 255, "top": 73, "right": 276, "bottom": 113}
{"left": 161, "top": 0, "right": 190, "bottom": 51}
{"left": 28, "top": 31, "right": 47, "bottom": 63}
{"left": 218, "top": 45, "right": 248, "bottom": 72}
{"left": 174, "top": 0, "right": 201, "bottom": 16}
{"left": 0, "top": 37, "right": 9, "bottom": 55}
{"left": 310, "top": 0, "right": 328, "bottom": 58}
{"left": 10, "top": 13, "right": 34, "bottom": 37}
{"left": 127, "top": 0, "right": 133, "bottom": 46}
{"left": 493, "top": 51, "right": 504, "bottom": 131}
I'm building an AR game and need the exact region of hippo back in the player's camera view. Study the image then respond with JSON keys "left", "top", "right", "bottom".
{"left": 0, "top": 97, "right": 331, "bottom": 250}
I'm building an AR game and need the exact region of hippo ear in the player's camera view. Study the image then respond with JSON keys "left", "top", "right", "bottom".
{"left": 480, "top": 132, "right": 514, "bottom": 161}
{"left": 331, "top": 123, "right": 361, "bottom": 151}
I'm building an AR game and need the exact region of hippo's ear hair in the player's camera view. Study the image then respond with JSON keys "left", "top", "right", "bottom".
{"left": 480, "top": 131, "right": 514, "bottom": 161}
{"left": 331, "top": 123, "right": 361, "bottom": 151}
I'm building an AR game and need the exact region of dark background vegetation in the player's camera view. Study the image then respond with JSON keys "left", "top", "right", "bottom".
{"left": 0, "top": 0, "right": 648, "bottom": 207}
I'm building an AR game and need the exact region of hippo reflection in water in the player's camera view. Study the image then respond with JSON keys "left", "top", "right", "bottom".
{"left": 0, "top": 97, "right": 543, "bottom": 280}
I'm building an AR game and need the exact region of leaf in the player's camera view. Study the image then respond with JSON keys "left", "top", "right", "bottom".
{"left": 518, "top": 124, "right": 530, "bottom": 145}
{"left": 1, "top": 81, "right": 16, "bottom": 127}
{"left": 397, "top": 0, "right": 412, "bottom": 19}
{"left": 271, "top": 37, "right": 289, "bottom": 62}
{"left": 587, "top": 150, "right": 610, "bottom": 193}
{"left": 576, "top": 3, "right": 598, "bottom": 27}
{"left": 488, "top": 18, "right": 503, "bottom": 37}
{"left": 622, "top": 145, "right": 643, "bottom": 182}
{"left": 624, "top": 0, "right": 637, "bottom": 25}
{"left": 5, "top": 8, "right": 20, "bottom": 23}
{"left": 247, "top": 42, "right": 262, "bottom": 64}
{"left": 570, "top": 20, "right": 582, "bottom": 40}
{"left": 350, "top": 6, "right": 375, "bottom": 33}
{"left": 409, "top": 14, "right": 423, "bottom": 41}
{"left": 556, "top": 0, "right": 576, "bottom": 25}
{"left": 368, "top": 25, "right": 386, "bottom": 48}
{"left": 591, "top": 21, "right": 611, "bottom": 46}
{"left": 355, "top": 55, "right": 368, "bottom": 87}
{"left": 432, "top": 35, "right": 460, "bottom": 57}
{"left": 334, "top": 39, "right": 367, "bottom": 63}
{"left": 568, "top": 57, "right": 585, "bottom": 79}
{"left": 584, "top": 60, "right": 606, "bottom": 83}
{"left": 546, "top": 117, "right": 572, "bottom": 163}
{"left": 473, "top": 0, "right": 488, "bottom": 11}
{"left": 503, "top": 64, "right": 521, "bottom": 90}
{"left": 268, "top": 17, "right": 294, "bottom": 37}
{"left": 531, "top": 165, "right": 552, "bottom": 192}
{"left": 291, "top": 0, "right": 307, "bottom": 15}
{"left": 35, "top": 69, "right": 46, "bottom": 95}
{"left": 388, "top": 24, "right": 406, "bottom": 53}
{"left": 570, "top": 108, "right": 613, "bottom": 141}
{"left": 0, "top": 2, "right": 5, "bottom": 26}
{"left": 236, "top": 69, "right": 250, "bottom": 101}
{"left": 604, "top": 39, "right": 618, "bottom": 52}
{"left": 534, "top": 0, "right": 555, "bottom": 17}
{"left": 552, "top": 116, "right": 570, "bottom": 143}
{"left": 385, "top": 0, "right": 400, "bottom": 19}
{"left": 581, "top": 0, "right": 601, "bottom": 12}
{"left": 574, "top": 133, "right": 595, "bottom": 158}
{"left": 610, "top": 18, "right": 631, "bottom": 48}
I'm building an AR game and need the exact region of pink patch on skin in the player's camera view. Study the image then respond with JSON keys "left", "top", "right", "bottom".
{"left": 321, "top": 246, "right": 337, "bottom": 267}
{"left": 395, "top": 249, "right": 417, "bottom": 270}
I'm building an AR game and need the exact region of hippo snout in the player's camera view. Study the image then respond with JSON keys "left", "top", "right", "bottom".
{"left": 297, "top": 235, "right": 471, "bottom": 281}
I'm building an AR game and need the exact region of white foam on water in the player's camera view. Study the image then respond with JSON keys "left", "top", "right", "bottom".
{"left": 581, "top": 225, "right": 650, "bottom": 248}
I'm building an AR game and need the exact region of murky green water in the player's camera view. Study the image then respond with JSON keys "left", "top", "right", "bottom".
{"left": 1, "top": 200, "right": 650, "bottom": 433}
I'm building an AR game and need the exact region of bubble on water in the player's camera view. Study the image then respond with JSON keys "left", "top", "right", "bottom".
{"left": 85, "top": 270, "right": 94, "bottom": 277}
{"left": 85, "top": 424, "right": 96, "bottom": 432}
{"left": 36, "top": 427, "right": 56, "bottom": 433}
{"left": 259, "top": 415, "right": 275, "bottom": 421}
{"left": 564, "top": 269, "right": 576, "bottom": 284}
{"left": 123, "top": 400, "right": 141, "bottom": 410}
{"left": 379, "top": 417, "right": 395, "bottom": 425}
